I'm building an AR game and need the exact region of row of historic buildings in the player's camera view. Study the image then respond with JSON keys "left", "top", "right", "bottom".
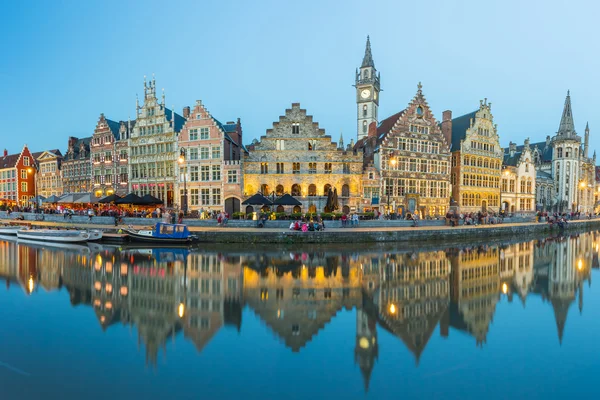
{"left": 0, "top": 232, "right": 596, "bottom": 389}
{"left": 1, "top": 38, "right": 598, "bottom": 215}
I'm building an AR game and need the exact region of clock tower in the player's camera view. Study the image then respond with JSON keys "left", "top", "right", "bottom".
{"left": 355, "top": 36, "right": 380, "bottom": 141}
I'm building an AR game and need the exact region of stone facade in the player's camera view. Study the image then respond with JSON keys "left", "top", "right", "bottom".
{"left": 90, "top": 114, "right": 134, "bottom": 198}
{"left": 445, "top": 100, "right": 503, "bottom": 214}
{"left": 177, "top": 100, "right": 244, "bottom": 215}
{"left": 527, "top": 92, "right": 597, "bottom": 213}
{"left": 501, "top": 140, "right": 536, "bottom": 214}
{"left": 62, "top": 136, "right": 91, "bottom": 194}
{"left": 363, "top": 83, "right": 451, "bottom": 218}
{"left": 243, "top": 103, "right": 364, "bottom": 214}
{"left": 35, "top": 149, "right": 63, "bottom": 198}
{"left": 129, "top": 77, "right": 185, "bottom": 207}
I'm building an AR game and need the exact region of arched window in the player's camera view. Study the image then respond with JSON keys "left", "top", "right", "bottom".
{"left": 324, "top": 184, "right": 332, "bottom": 195}
{"left": 363, "top": 104, "right": 368, "bottom": 117}
{"left": 291, "top": 184, "right": 301, "bottom": 196}
{"left": 276, "top": 184, "right": 284, "bottom": 196}
{"left": 557, "top": 148, "right": 563, "bottom": 158}
{"left": 308, "top": 184, "right": 317, "bottom": 196}
{"left": 308, "top": 204, "right": 317, "bottom": 213}
{"left": 364, "top": 70, "right": 369, "bottom": 79}
{"left": 261, "top": 184, "right": 270, "bottom": 195}
{"left": 276, "top": 205, "right": 284, "bottom": 213}
{"left": 293, "top": 205, "right": 301, "bottom": 213}
{"left": 477, "top": 158, "right": 483, "bottom": 167}
{"left": 308, "top": 142, "right": 313, "bottom": 151}
{"left": 363, "top": 121, "right": 367, "bottom": 133}
{"left": 484, "top": 159, "right": 489, "bottom": 168}
{"left": 342, "top": 184, "right": 350, "bottom": 197}
{"left": 464, "top": 156, "right": 470, "bottom": 166}
{"left": 520, "top": 179, "right": 526, "bottom": 193}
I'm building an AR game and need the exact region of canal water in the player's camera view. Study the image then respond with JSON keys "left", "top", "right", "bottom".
{"left": 1, "top": 231, "right": 599, "bottom": 399}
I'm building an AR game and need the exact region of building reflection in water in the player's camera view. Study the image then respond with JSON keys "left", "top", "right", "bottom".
{"left": 0, "top": 231, "right": 596, "bottom": 380}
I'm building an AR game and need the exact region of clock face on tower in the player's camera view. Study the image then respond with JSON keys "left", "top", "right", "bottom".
{"left": 360, "top": 89, "right": 371, "bottom": 99}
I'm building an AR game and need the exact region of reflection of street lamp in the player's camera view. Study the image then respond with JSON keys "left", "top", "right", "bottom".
{"left": 178, "top": 260, "right": 187, "bottom": 318}
{"left": 388, "top": 303, "right": 396, "bottom": 315}
{"left": 27, "top": 275, "right": 35, "bottom": 293}
{"left": 178, "top": 149, "right": 188, "bottom": 216}
{"left": 27, "top": 167, "right": 38, "bottom": 213}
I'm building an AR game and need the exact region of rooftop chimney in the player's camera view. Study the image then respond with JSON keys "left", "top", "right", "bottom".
{"left": 546, "top": 135, "right": 551, "bottom": 146}
{"left": 3, "top": 149, "right": 7, "bottom": 157}
{"left": 441, "top": 110, "right": 452, "bottom": 148}
{"left": 509, "top": 141, "right": 517, "bottom": 157}
{"left": 183, "top": 106, "right": 191, "bottom": 119}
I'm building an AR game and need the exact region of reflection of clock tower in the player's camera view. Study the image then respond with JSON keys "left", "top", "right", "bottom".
{"left": 354, "top": 309, "right": 378, "bottom": 392}
{"left": 355, "top": 36, "right": 380, "bottom": 141}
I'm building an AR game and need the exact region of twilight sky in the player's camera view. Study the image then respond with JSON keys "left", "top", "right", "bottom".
{"left": 1, "top": 0, "right": 599, "bottom": 156}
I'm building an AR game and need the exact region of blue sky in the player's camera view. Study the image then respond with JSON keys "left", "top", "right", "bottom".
{"left": 1, "top": 0, "right": 599, "bottom": 156}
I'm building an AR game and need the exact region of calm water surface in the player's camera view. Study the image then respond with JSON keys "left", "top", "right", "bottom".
{"left": 1, "top": 232, "right": 600, "bottom": 399}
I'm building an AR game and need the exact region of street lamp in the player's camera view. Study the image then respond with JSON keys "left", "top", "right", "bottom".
{"left": 27, "top": 167, "right": 38, "bottom": 213}
{"left": 178, "top": 149, "right": 188, "bottom": 216}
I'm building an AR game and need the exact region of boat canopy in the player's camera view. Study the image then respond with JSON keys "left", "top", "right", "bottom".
{"left": 153, "top": 223, "right": 191, "bottom": 239}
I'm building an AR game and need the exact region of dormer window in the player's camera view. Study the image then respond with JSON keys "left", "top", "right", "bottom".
{"left": 23, "top": 156, "right": 30, "bottom": 166}
{"left": 416, "top": 106, "right": 423, "bottom": 117}
{"left": 292, "top": 123, "right": 300, "bottom": 134}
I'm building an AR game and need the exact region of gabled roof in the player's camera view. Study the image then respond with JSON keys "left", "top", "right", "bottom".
{"left": 0, "top": 153, "right": 20, "bottom": 169}
{"left": 106, "top": 119, "right": 121, "bottom": 139}
{"left": 504, "top": 140, "right": 553, "bottom": 166}
{"left": 164, "top": 108, "right": 185, "bottom": 132}
{"left": 450, "top": 111, "right": 477, "bottom": 151}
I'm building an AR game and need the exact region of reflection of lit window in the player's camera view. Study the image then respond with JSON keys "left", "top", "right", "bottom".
{"left": 106, "top": 262, "right": 113, "bottom": 273}
{"left": 277, "top": 309, "right": 284, "bottom": 319}
{"left": 120, "top": 286, "right": 128, "bottom": 296}
{"left": 94, "top": 281, "right": 101, "bottom": 291}
{"left": 94, "top": 262, "right": 101, "bottom": 271}
{"left": 260, "top": 288, "right": 268, "bottom": 301}
{"left": 105, "top": 283, "right": 113, "bottom": 293}
{"left": 105, "top": 302, "right": 113, "bottom": 310}
{"left": 120, "top": 264, "right": 128, "bottom": 275}
{"left": 93, "top": 299, "right": 101, "bottom": 307}
{"left": 292, "top": 324, "right": 300, "bottom": 336}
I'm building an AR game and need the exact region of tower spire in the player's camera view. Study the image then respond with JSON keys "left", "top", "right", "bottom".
{"left": 339, "top": 131, "right": 344, "bottom": 149}
{"left": 557, "top": 90, "right": 575, "bottom": 135}
{"left": 584, "top": 122, "right": 589, "bottom": 158}
{"left": 361, "top": 36, "right": 375, "bottom": 68}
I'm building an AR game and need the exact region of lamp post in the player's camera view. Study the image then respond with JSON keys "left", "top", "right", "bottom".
{"left": 178, "top": 149, "right": 188, "bottom": 216}
{"left": 27, "top": 167, "right": 38, "bottom": 213}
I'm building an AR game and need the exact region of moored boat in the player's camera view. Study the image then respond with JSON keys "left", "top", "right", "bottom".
{"left": 0, "top": 225, "right": 24, "bottom": 235}
{"left": 17, "top": 228, "right": 90, "bottom": 243}
{"left": 87, "top": 230, "right": 104, "bottom": 241}
{"left": 124, "top": 223, "right": 198, "bottom": 244}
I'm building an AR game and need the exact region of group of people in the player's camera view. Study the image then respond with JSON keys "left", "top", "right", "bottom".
{"left": 289, "top": 217, "right": 326, "bottom": 232}
{"left": 340, "top": 213, "right": 360, "bottom": 227}
{"left": 445, "top": 211, "right": 503, "bottom": 227}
